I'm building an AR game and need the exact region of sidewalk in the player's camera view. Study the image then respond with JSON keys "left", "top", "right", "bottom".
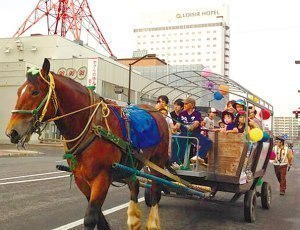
{"left": 0, "top": 149, "right": 44, "bottom": 157}
{"left": 0, "top": 142, "right": 62, "bottom": 157}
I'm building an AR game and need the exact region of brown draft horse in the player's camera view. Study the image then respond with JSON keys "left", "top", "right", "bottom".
{"left": 6, "top": 59, "right": 169, "bottom": 229}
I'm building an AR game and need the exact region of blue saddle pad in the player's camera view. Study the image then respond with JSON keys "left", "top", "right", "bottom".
{"left": 126, "top": 106, "right": 161, "bottom": 149}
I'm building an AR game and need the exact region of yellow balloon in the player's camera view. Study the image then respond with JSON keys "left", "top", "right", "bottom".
{"left": 249, "top": 128, "right": 263, "bottom": 142}
{"left": 253, "top": 97, "right": 259, "bottom": 103}
{"left": 218, "top": 84, "right": 229, "bottom": 95}
{"left": 248, "top": 95, "right": 253, "bottom": 100}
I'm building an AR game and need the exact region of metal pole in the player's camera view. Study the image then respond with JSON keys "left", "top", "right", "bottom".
{"left": 128, "top": 64, "right": 132, "bottom": 105}
{"left": 112, "top": 163, "right": 205, "bottom": 198}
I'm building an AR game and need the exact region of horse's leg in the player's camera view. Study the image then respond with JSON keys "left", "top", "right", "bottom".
{"left": 146, "top": 170, "right": 162, "bottom": 230}
{"left": 84, "top": 171, "right": 111, "bottom": 230}
{"left": 127, "top": 176, "right": 142, "bottom": 230}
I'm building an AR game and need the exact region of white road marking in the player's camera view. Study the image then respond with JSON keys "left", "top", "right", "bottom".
{"left": 0, "top": 175, "right": 69, "bottom": 185}
{"left": 55, "top": 160, "right": 67, "bottom": 163}
{"left": 52, "top": 197, "right": 145, "bottom": 230}
{"left": 0, "top": 171, "right": 66, "bottom": 181}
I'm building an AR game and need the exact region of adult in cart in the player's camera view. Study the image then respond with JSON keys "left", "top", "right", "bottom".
{"left": 173, "top": 97, "right": 212, "bottom": 164}
{"left": 272, "top": 136, "right": 294, "bottom": 195}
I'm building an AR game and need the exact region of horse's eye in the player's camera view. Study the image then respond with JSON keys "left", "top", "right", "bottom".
{"left": 32, "top": 90, "right": 39, "bottom": 96}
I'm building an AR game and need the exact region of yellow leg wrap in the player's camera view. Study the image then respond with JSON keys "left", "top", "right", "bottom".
{"left": 146, "top": 204, "right": 160, "bottom": 230}
{"left": 127, "top": 200, "right": 142, "bottom": 230}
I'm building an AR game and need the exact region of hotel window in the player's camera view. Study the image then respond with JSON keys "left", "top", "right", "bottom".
{"left": 185, "top": 46, "right": 189, "bottom": 48}
{"left": 180, "top": 46, "right": 183, "bottom": 49}
{"left": 179, "top": 60, "right": 183, "bottom": 62}
{"left": 185, "top": 39, "right": 189, "bottom": 42}
{"left": 185, "top": 52, "right": 189, "bottom": 55}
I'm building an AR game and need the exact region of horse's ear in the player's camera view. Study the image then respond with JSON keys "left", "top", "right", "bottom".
{"left": 42, "top": 58, "right": 50, "bottom": 76}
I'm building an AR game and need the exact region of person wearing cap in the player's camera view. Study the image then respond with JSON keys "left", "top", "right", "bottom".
{"left": 173, "top": 97, "right": 212, "bottom": 162}
{"left": 233, "top": 99, "right": 246, "bottom": 112}
{"left": 220, "top": 110, "right": 238, "bottom": 133}
{"left": 273, "top": 137, "right": 294, "bottom": 195}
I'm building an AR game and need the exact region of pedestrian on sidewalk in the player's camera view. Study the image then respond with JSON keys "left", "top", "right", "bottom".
{"left": 272, "top": 137, "right": 294, "bottom": 195}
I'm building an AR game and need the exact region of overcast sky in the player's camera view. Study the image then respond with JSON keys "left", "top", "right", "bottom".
{"left": 1, "top": 0, "right": 300, "bottom": 116}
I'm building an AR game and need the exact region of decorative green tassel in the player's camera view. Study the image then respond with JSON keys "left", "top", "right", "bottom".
{"left": 63, "top": 153, "right": 78, "bottom": 171}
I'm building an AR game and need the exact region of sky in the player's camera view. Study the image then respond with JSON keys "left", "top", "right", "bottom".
{"left": 1, "top": 0, "right": 300, "bottom": 116}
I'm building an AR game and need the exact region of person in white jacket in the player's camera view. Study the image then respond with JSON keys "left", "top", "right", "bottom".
{"left": 273, "top": 137, "right": 294, "bottom": 195}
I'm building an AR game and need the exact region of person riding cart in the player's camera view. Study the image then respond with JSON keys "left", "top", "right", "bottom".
{"left": 172, "top": 97, "right": 212, "bottom": 164}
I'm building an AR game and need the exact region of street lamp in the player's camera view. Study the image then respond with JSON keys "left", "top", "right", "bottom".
{"left": 127, "top": 54, "right": 155, "bottom": 105}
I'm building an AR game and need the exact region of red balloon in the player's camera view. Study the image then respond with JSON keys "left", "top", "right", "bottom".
{"left": 259, "top": 109, "right": 271, "bottom": 120}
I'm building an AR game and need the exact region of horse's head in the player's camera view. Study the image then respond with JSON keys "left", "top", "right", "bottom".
{"left": 6, "top": 59, "right": 58, "bottom": 146}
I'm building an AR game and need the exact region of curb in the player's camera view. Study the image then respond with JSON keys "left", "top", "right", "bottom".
{"left": 0, "top": 149, "right": 45, "bottom": 157}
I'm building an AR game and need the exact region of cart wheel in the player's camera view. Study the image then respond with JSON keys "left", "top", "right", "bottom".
{"left": 144, "top": 184, "right": 161, "bottom": 207}
{"left": 244, "top": 190, "right": 257, "bottom": 223}
{"left": 261, "top": 182, "right": 271, "bottom": 209}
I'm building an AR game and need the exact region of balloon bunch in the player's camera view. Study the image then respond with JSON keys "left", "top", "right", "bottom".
{"left": 201, "top": 67, "right": 229, "bottom": 101}
{"left": 248, "top": 109, "right": 271, "bottom": 142}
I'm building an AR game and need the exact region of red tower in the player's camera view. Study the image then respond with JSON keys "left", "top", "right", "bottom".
{"left": 14, "top": 0, "right": 114, "bottom": 57}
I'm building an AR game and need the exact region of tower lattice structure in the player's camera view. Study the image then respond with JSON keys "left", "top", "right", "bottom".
{"left": 14, "top": 0, "right": 114, "bottom": 57}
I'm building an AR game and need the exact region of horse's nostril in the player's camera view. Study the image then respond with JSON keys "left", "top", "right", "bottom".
{"left": 9, "top": 129, "right": 20, "bottom": 144}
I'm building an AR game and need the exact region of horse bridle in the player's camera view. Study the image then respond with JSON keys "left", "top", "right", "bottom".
{"left": 11, "top": 70, "right": 59, "bottom": 133}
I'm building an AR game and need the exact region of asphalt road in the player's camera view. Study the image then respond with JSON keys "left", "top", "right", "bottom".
{"left": 0, "top": 144, "right": 299, "bottom": 230}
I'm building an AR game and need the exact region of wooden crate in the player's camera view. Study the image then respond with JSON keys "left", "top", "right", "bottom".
{"left": 208, "top": 132, "right": 247, "bottom": 177}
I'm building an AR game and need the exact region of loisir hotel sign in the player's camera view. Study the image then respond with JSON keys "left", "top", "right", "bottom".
{"left": 176, "top": 10, "right": 221, "bottom": 19}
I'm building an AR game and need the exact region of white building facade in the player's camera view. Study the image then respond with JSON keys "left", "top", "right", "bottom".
{"left": 133, "top": 5, "right": 230, "bottom": 76}
{"left": 273, "top": 116, "right": 299, "bottom": 139}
